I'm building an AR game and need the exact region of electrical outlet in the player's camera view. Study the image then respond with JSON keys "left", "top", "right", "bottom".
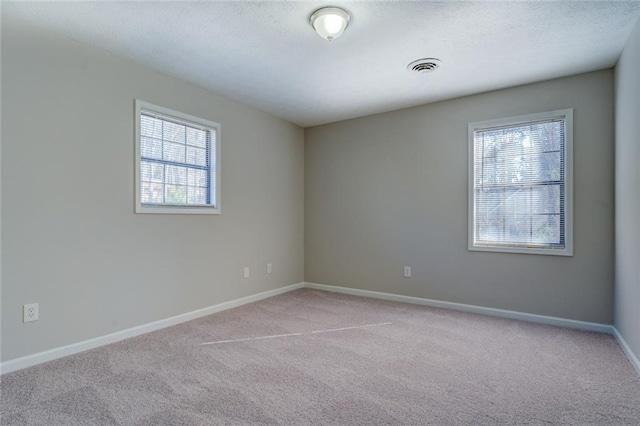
{"left": 243, "top": 266, "right": 250, "bottom": 279}
{"left": 403, "top": 266, "right": 412, "bottom": 278}
{"left": 267, "top": 263, "right": 272, "bottom": 274}
{"left": 23, "top": 303, "right": 39, "bottom": 323}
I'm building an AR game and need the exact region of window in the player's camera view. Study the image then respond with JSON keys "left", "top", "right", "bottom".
{"left": 468, "top": 109, "right": 573, "bottom": 256}
{"left": 135, "top": 100, "right": 221, "bottom": 214}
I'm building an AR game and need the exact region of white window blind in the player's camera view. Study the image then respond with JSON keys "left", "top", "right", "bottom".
{"left": 135, "top": 100, "right": 221, "bottom": 214}
{"left": 469, "top": 110, "right": 573, "bottom": 255}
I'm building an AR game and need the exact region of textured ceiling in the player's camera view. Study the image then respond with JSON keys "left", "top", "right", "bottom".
{"left": 4, "top": 1, "right": 640, "bottom": 127}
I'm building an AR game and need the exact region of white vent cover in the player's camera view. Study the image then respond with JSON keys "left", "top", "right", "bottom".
{"left": 407, "top": 58, "right": 442, "bottom": 74}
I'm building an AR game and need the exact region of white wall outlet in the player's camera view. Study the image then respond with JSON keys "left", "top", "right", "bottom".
{"left": 267, "top": 263, "right": 272, "bottom": 274}
{"left": 243, "top": 266, "right": 250, "bottom": 279}
{"left": 23, "top": 303, "right": 39, "bottom": 323}
{"left": 403, "top": 266, "right": 412, "bottom": 278}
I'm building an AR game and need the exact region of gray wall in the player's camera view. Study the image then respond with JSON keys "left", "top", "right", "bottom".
{"left": 305, "top": 70, "right": 615, "bottom": 324}
{"left": 1, "top": 13, "right": 624, "bottom": 364}
{"left": 614, "top": 19, "right": 640, "bottom": 361}
{"left": 1, "top": 17, "right": 304, "bottom": 362}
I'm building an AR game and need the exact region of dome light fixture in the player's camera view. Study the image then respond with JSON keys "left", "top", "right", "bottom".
{"left": 309, "top": 6, "right": 351, "bottom": 41}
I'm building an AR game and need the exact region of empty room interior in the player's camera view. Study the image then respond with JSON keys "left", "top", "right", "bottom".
{"left": 1, "top": 1, "right": 640, "bottom": 424}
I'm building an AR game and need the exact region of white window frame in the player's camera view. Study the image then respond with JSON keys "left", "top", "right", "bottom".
{"left": 135, "top": 100, "right": 221, "bottom": 214}
{"left": 468, "top": 109, "right": 573, "bottom": 256}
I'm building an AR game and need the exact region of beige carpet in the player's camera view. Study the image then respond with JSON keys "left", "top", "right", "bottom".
{"left": 1, "top": 288, "right": 639, "bottom": 425}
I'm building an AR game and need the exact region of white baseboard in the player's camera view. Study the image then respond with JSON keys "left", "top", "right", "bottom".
{"left": 612, "top": 328, "right": 640, "bottom": 376}
{"left": 0, "top": 282, "right": 304, "bottom": 375}
{"left": 5, "top": 281, "right": 639, "bottom": 379}
{"left": 305, "top": 283, "right": 640, "bottom": 377}
{"left": 304, "top": 282, "right": 614, "bottom": 334}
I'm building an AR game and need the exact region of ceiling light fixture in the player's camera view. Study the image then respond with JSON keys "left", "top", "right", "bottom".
{"left": 309, "top": 6, "right": 351, "bottom": 41}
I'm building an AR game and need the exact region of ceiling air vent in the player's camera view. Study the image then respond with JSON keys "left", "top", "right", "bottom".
{"left": 407, "top": 58, "right": 442, "bottom": 74}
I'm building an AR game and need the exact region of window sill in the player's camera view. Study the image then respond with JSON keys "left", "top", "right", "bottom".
{"left": 468, "top": 244, "right": 573, "bottom": 256}
{"left": 136, "top": 204, "right": 221, "bottom": 215}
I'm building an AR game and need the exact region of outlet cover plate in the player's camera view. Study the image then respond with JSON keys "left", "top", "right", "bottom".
{"left": 23, "top": 303, "right": 39, "bottom": 322}
{"left": 403, "top": 266, "right": 412, "bottom": 278}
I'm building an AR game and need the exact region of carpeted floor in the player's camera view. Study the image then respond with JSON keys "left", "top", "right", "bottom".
{"left": 1, "top": 288, "right": 639, "bottom": 425}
